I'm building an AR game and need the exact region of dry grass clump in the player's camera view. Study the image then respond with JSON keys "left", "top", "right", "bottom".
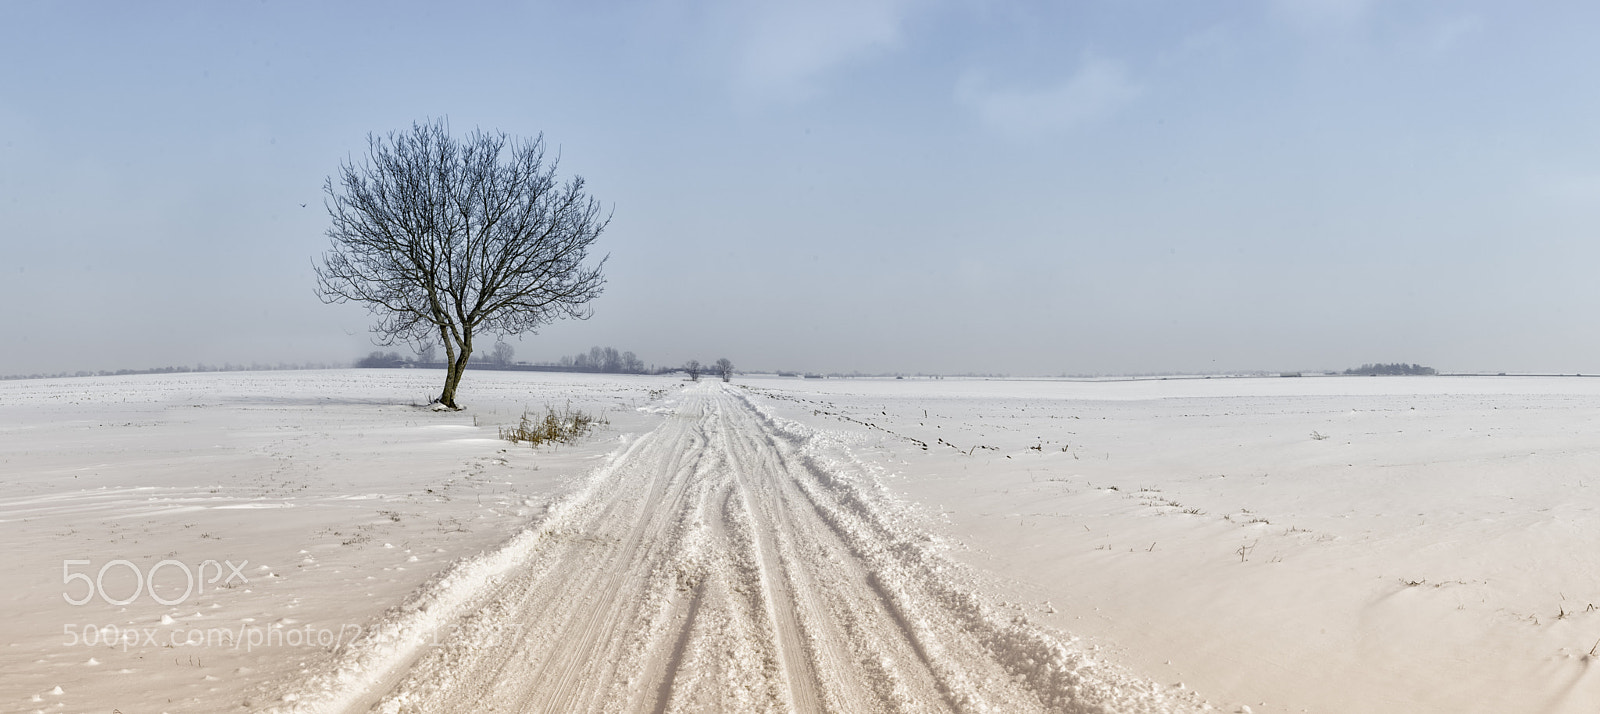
{"left": 500, "top": 404, "right": 607, "bottom": 446}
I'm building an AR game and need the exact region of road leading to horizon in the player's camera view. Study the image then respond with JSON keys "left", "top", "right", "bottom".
{"left": 299, "top": 382, "right": 1194, "bottom": 714}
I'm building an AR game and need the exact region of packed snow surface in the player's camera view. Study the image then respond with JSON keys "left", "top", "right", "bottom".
{"left": 5, "top": 370, "right": 1600, "bottom": 713}
{"left": 738, "top": 374, "right": 1600, "bottom": 714}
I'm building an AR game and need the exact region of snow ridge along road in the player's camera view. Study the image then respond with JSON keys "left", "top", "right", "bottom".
{"left": 278, "top": 382, "right": 1199, "bottom": 713}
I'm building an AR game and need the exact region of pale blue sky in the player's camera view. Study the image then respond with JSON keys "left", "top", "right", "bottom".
{"left": 3, "top": 1, "right": 1598, "bottom": 376}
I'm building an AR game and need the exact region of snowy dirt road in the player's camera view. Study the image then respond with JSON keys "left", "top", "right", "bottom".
{"left": 292, "top": 382, "right": 1196, "bottom": 714}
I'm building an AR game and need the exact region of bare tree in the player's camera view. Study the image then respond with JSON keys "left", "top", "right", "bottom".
{"left": 684, "top": 360, "right": 701, "bottom": 381}
{"left": 315, "top": 120, "right": 608, "bottom": 408}
{"left": 491, "top": 341, "right": 514, "bottom": 367}
{"left": 714, "top": 358, "right": 734, "bottom": 382}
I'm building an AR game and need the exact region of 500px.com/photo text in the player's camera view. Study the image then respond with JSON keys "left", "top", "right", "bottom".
{"left": 60, "top": 622, "right": 528, "bottom": 653}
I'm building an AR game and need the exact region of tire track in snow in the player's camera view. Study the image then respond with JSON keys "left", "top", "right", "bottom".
{"left": 276, "top": 382, "right": 1204, "bottom": 713}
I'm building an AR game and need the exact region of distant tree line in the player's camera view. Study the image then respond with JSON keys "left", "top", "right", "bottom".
{"left": 3, "top": 362, "right": 343, "bottom": 381}
{"left": 357, "top": 351, "right": 410, "bottom": 368}
{"left": 558, "top": 346, "right": 646, "bottom": 373}
{"left": 1344, "top": 363, "right": 1437, "bottom": 376}
{"left": 356, "top": 345, "right": 668, "bottom": 374}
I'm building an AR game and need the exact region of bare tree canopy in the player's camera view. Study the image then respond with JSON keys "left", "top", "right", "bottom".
{"left": 315, "top": 119, "right": 608, "bottom": 408}
{"left": 491, "top": 341, "right": 515, "bottom": 367}
{"left": 714, "top": 358, "right": 734, "bottom": 382}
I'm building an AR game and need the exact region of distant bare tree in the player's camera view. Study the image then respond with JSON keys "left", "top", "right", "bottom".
{"left": 491, "top": 341, "right": 515, "bottom": 367}
{"left": 714, "top": 358, "right": 734, "bottom": 382}
{"left": 684, "top": 360, "right": 701, "bottom": 381}
{"left": 315, "top": 119, "right": 608, "bottom": 409}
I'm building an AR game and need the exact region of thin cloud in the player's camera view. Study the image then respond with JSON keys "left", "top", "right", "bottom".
{"left": 1426, "top": 14, "right": 1484, "bottom": 54}
{"left": 956, "top": 57, "right": 1141, "bottom": 135}
{"left": 724, "top": 0, "right": 921, "bottom": 102}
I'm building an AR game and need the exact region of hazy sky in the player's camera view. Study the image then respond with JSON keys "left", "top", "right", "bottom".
{"left": 4, "top": 1, "right": 1599, "bottom": 376}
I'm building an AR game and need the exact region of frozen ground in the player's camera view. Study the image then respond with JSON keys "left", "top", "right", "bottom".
{"left": 740, "top": 375, "right": 1600, "bottom": 714}
{"left": 4, "top": 371, "right": 1599, "bottom": 713}
{"left": 0, "top": 370, "right": 664, "bottom": 713}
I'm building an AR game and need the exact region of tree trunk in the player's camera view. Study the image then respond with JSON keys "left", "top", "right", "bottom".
{"left": 438, "top": 335, "right": 472, "bottom": 409}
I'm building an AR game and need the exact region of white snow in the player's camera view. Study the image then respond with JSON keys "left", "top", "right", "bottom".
{"left": 739, "top": 373, "right": 1600, "bottom": 713}
{"left": 0, "top": 370, "right": 663, "bottom": 712}
{"left": 4, "top": 369, "right": 1597, "bottom": 712}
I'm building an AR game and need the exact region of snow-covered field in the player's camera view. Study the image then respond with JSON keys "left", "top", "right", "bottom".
{"left": 741, "top": 374, "right": 1600, "bottom": 714}
{"left": 0, "top": 370, "right": 662, "bottom": 713}
{"left": 4, "top": 370, "right": 1599, "bottom": 713}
